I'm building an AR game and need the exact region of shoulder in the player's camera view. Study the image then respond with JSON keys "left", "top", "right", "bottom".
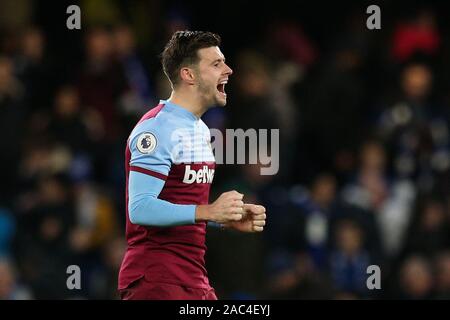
{"left": 128, "top": 104, "right": 188, "bottom": 153}
{"left": 198, "top": 118, "right": 210, "bottom": 130}
{"left": 198, "top": 118, "right": 212, "bottom": 136}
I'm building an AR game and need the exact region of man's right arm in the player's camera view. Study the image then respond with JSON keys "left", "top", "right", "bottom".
{"left": 129, "top": 170, "right": 244, "bottom": 226}
{"left": 128, "top": 171, "right": 196, "bottom": 226}
{"left": 128, "top": 119, "right": 244, "bottom": 227}
{"left": 128, "top": 171, "right": 244, "bottom": 227}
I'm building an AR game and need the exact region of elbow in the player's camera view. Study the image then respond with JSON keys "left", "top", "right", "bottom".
{"left": 128, "top": 205, "right": 140, "bottom": 225}
{"left": 128, "top": 200, "right": 145, "bottom": 225}
{"left": 128, "top": 198, "right": 159, "bottom": 226}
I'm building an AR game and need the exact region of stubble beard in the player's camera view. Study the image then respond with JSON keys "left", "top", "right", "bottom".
{"left": 197, "top": 77, "right": 225, "bottom": 108}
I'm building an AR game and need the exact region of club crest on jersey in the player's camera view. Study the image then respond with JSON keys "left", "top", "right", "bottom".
{"left": 136, "top": 132, "right": 157, "bottom": 154}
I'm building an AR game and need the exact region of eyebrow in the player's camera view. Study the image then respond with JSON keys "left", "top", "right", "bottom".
{"left": 211, "top": 58, "right": 225, "bottom": 65}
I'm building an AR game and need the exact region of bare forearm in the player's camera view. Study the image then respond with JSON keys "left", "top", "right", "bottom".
{"left": 195, "top": 204, "right": 211, "bottom": 222}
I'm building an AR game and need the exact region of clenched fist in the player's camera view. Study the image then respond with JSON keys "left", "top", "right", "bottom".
{"left": 223, "top": 203, "right": 267, "bottom": 233}
{"left": 195, "top": 190, "right": 245, "bottom": 224}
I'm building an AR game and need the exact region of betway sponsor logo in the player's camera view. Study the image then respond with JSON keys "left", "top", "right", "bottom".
{"left": 182, "top": 165, "right": 215, "bottom": 184}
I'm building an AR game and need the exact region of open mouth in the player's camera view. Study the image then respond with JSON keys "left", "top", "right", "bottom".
{"left": 217, "top": 80, "right": 227, "bottom": 96}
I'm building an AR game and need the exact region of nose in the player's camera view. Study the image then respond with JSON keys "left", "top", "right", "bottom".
{"left": 224, "top": 63, "right": 233, "bottom": 76}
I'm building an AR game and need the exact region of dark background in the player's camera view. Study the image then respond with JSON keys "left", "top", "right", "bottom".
{"left": 0, "top": 0, "right": 449, "bottom": 299}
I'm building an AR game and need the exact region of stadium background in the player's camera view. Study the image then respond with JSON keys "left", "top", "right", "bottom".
{"left": 0, "top": 0, "right": 449, "bottom": 299}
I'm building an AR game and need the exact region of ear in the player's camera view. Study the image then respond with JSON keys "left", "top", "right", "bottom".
{"left": 179, "top": 67, "right": 195, "bottom": 85}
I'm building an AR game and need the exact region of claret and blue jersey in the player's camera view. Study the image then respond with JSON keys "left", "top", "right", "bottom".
{"left": 118, "top": 100, "right": 216, "bottom": 290}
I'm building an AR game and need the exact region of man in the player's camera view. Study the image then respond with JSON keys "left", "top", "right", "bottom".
{"left": 118, "top": 31, "right": 267, "bottom": 300}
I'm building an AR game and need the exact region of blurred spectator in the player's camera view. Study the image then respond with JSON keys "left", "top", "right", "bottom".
{"left": 207, "top": 164, "right": 275, "bottom": 299}
{"left": 287, "top": 174, "right": 337, "bottom": 270}
{"left": 0, "top": 56, "right": 25, "bottom": 205}
{"left": 113, "top": 24, "right": 155, "bottom": 117}
{"left": 391, "top": 9, "right": 440, "bottom": 63}
{"left": 434, "top": 251, "right": 450, "bottom": 299}
{"left": 0, "top": 258, "right": 32, "bottom": 300}
{"left": 398, "top": 255, "right": 434, "bottom": 299}
{"left": 77, "top": 27, "right": 127, "bottom": 142}
{"left": 81, "top": 0, "right": 121, "bottom": 28}
{"left": 15, "top": 175, "right": 75, "bottom": 299}
{"left": 16, "top": 138, "right": 71, "bottom": 190}
{"left": 65, "top": 181, "right": 119, "bottom": 299}
{"left": 403, "top": 198, "right": 450, "bottom": 257}
{"left": 77, "top": 235, "right": 125, "bottom": 300}
{"left": 228, "top": 50, "right": 277, "bottom": 131}
{"left": 70, "top": 182, "right": 118, "bottom": 255}
{"left": 228, "top": 50, "right": 299, "bottom": 182}
{"left": 329, "top": 219, "right": 371, "bottom": 298}
{"left": 343, "top": 141, "right": 390, "bottom": 211}
{"left": 77, "top": 27, "right": 130, "bottom": 188}
{"left": 343, "top": 141, "right": 415, "bottom": 258}
{"left": 48, "top": 85, "right": 98, "bottom": 154}
{"left": 0, "top": 208, "right": 15, "bottom": 258}
{"left": 376, "top": 62, "right": 450, "bottom": 194}
{"left": 0, "top": 0, "right": 32, "bottom": 31}
{"left": 164, "top": 6, "right": 191, "bottom": 41}
{"left": 304, "top": 174, "right": 337, "bottom": 269}
{"left": 14, "top": 26, "right": 54, "bottom": 112}
{"left": 262, "top": 174, "right": 340, "bottom": 299}
{"left": 301, "top": 40, "right": 367, "bottom": 179}
{"left": 267, "top": 20, "right": 318, "bottom": 68}
{"left": 99, "top": 236, "right": 126, "bottom": 299}
{"left": 265, "top": 251, "right": 333, "bottom": 299}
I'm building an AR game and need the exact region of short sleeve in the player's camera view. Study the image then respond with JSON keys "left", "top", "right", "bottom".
{"left": 128, "top": 118, "right": 174, "bottom": 180}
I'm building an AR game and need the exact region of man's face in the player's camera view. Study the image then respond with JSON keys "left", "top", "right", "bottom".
{"left": 194, "top": 46, "right": 233, "bottom": 107}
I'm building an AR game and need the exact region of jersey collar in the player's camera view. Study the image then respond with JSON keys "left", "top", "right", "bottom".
{"left": 161, "top": 100, "right": 199, "bottom": 121}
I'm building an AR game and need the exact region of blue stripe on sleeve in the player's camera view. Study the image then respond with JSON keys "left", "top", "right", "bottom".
{"left": 128, "top": 171, "right": 196, "bottom": 226}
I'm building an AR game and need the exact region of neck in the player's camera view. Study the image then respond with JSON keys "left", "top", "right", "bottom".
{"left": 167, "top": 88, "right": 207, "bottom": 118}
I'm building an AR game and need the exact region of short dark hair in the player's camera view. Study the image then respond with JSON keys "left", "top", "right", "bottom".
{"left": 161, "top": 31, "right": 221, "bottom": 87}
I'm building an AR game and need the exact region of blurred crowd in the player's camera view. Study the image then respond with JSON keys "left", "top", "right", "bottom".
{"left": 0, "top": 0, "right": 449, "bottom": 299}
